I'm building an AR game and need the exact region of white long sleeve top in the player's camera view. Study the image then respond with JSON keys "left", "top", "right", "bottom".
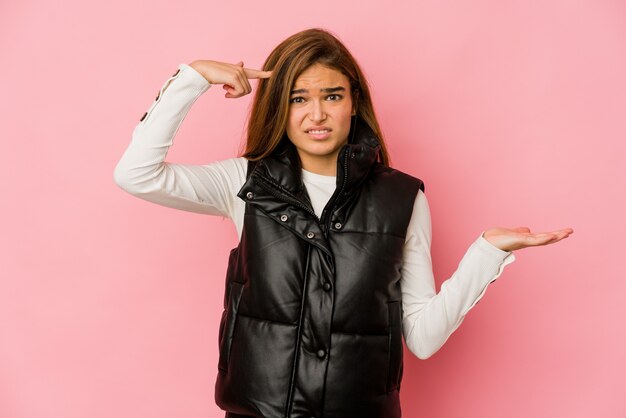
{"left": 113, "top": 63, "right": 516, "bottom": 360}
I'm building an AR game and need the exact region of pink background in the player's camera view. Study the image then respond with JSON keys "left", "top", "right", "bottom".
{"left": 2, "top": 0, "right": 624, "bottom": 417}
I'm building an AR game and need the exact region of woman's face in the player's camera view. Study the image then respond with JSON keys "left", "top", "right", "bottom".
{"left": 286, "top": 63, "right": 355, "bottom": 175}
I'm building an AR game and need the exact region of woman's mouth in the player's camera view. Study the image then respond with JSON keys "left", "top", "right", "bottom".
{"left": 306, "top": 129, "right": 331, "bottom": 140}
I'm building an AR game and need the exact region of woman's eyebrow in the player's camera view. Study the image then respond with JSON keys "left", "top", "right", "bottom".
{"left": 290, "top": 87, "right": 346, "bottom": 95}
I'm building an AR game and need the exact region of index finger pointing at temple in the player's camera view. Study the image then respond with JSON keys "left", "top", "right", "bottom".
{"left": 244, "top": 68, "right": 273, "bottom": 79}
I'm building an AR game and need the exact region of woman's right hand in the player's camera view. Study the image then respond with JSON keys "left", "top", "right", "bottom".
{"left": 189, "top": 60, "right": 272, "bottom": 99}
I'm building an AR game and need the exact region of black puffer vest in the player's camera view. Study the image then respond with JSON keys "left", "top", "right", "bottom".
{"left": 215, "top": 117, "right": 425, "bottom": 418}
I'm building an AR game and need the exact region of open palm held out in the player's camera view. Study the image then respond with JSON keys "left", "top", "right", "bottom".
{"left": 483, "top": 226, "right": 574, "bottom": 252}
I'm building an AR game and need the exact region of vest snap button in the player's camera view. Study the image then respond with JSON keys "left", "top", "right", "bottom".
{"left": 316, "top": 349, "right": 326, "bottom": 358}
{"left": 306, "top": 231, "right": 315, "bottom": 239}
{"left": 323, "top": 282, "right": 331, "bottom": 291}
{"left": 246, "top": 191, "right": 254, "bottom": 199}
{"left": 334, "top": 222, "right": 342, "bottom": 230}
{"left": 280, "top": 214, "right": 288, "bottom": 222}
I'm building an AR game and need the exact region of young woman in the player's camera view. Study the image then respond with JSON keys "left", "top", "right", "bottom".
{"left": 114, "top": 28, "right": 573, "bottom": 418}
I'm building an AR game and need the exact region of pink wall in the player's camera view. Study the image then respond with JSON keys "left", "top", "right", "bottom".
{"left": 1, "top": 0, "right": 624, "bottom": 417}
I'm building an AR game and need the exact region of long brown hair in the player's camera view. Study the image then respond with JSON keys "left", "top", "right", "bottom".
{"left": 240, "top": 28, "right": 391, "bottom": 167}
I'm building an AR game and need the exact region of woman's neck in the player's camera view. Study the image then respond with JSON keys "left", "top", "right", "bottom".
{"left": 298, "top": 151, "right": 340, "bottom": 176}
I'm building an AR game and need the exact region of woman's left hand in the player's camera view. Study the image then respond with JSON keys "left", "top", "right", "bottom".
{"left": 483, "top": 227, "right": 574, "bottom": 252}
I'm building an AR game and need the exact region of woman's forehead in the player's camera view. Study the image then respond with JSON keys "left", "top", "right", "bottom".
{"left": 292, "top": 64, "right": 349, "bottom": 90}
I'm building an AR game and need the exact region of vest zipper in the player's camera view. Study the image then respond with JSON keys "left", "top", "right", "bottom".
{"left": 320, "top": 148, "right": 350, "bottom": 236}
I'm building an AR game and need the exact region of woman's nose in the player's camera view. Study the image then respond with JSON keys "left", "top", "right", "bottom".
{"left": 308, "top": 100, "right": 326, "bottom": 122}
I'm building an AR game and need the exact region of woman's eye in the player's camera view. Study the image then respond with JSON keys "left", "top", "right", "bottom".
{"left": 289, "top": 95, "right": 342, "bottom": 104}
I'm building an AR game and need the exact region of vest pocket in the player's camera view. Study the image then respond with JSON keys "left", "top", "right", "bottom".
{"left": 386, "top": 300, "right": 404, "bottom": 393}
{"left": 218, "top": 280, "right": 245, "bottom": 373}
